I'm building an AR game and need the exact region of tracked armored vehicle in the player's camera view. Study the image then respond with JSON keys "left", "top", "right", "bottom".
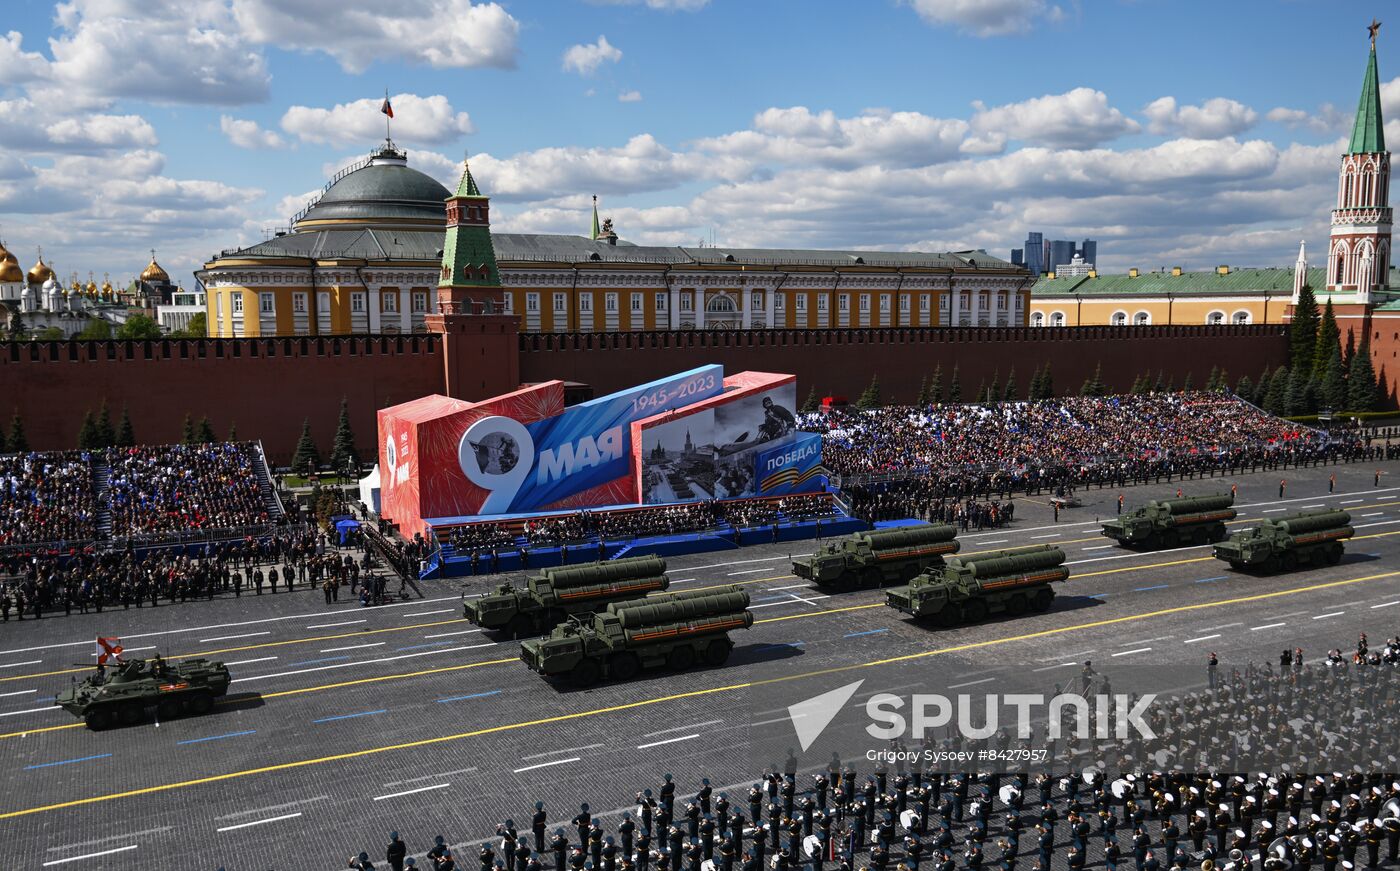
{"left": 54, "top": 656, "right": 231, "bottom": 730}
{"left": 1100, "top": 493, "right": 1236, "bottom": 548}
{"left": 792, "top": 523, "right": 960, "bottom": 588}
{"left": 886, "top": 545, "right": 1069, "bottom": 626}
{"left": 1213, "top": 509, "right": 1353, "bottom": 573}
{"left": 463, "top": 555, "right": 669, "bottom": 638}
{"left": 519, "top": 586, "right": 753, "bottom": 686}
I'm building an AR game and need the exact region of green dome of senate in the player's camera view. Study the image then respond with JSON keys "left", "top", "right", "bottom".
{"left": 294, "top": 144, "right": 451, "bottom": 230}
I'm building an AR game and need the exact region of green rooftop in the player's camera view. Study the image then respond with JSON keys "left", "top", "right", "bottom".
{"left": 1031, "top": 265, "right": 1400, "bottom": 298}
{"left": 1348, "top": 43, "right": 1386, "bottom": 155}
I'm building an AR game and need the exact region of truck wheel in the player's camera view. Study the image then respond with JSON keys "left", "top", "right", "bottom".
{"left": 569, "top": 659, "right": 601, "bottom": 688}
{"left": 1228, "top": 560, "right": 1244, "bottom": 571}
{"left": 961, "top": 600, "right": 988, "bottom": 624}
{"left": 935, "top": 605, "right": 962, "bottom": 628}
{"left": 1281, "top": 552, "right": 1298, "bottom": 572}
{"left": 863, "top": 568, "right": 884, "bottom": 589}
{"left": 1160, "top": 530, "right": 1178, "bottom": 549}
{"left": 84, "top": 708, "right": 112, "bottom": 731}
{"left": 704, "top": 639, "right": 733, "bottom": 667}
{"left": 1191, "top": 527, "right": 1208, "bottom": 546}
{"left": 156, "top": 698, "right": 182, "bottom": 720}
{"left": 1031, "top": 589, "right": 1054, "bottom": 612}
{"left": 187, "top": 691, "right": 213, "bottom": 715}
{"left": 667, "top": 645, "right": 696, "bottom": 671}
{"left": 1005, "top": 595, "right": 1028, "bottom": 617}
{"left": 608, "top": 653, "right": 640, "bottom": 681}
{"left": 509, "top": 615, "right": 536, "bottom": 640}
{"left": 1210, "top": 526, "right": 1228, "bottom": 543}
{"left": 120, "top": 703, "right": 145, "bottom": 726}
{"left": 1327, "top": 544, "right": 1343, "bottom": 565}
{"left": 1263, "top": 557, "right": 1281, "bottom": 575}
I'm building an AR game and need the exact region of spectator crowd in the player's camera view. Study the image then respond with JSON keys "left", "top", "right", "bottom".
{"left": 0, "top": 451, "right": 97, "bottom": 545}
{"left": 107, "top": 443, "right": 270, "bottom": 535}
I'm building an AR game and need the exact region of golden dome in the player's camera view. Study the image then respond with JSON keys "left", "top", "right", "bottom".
{"left": 0, "top": 259, "right": 22, "bottom": 283}
{"left": 27, "top": 257, "right": 53, "bottom": 286}
{"left": 85, "top": 279, "right": 98, "bottom": 296}
{"left": 140, "top": 257, "right": 170, "bottom": 283}
{"left": 0, "top": 241, "right": 15, "bottom": 266}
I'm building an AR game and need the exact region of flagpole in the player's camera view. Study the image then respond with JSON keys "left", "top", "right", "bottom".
{"left": 384, "top": 87, "right": 391, "bottom": 145}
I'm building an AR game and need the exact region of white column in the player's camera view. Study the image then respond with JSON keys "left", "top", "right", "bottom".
{"left": 399, "top": 290, "right": 410, "bottom": 332}
{"left": 950, "top": 287, "right": 960, "bottom": 326}
{"left": 765, "top": 287, "right": 773, "bottom": 328}
{"left": 741, "top": 285, "right": 751, "bottom": 330}
{"left": 367, "top": 285, "right": 381, "bottom": 332}
{"left": 694, "top": 289, "right": 705, "bottom": 329}
{"left": 669, "top": 285, "right": 679, "bottom": 329}
{"left": 970, "top": 289, "right": 981, "bottom": 326}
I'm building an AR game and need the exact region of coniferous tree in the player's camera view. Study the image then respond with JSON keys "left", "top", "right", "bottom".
{"left": 1290, "top": 284, "right": 1320, "bottom": 379}
{"left": 1235, "top": 374, "right": 1254, "bottom": 401}
{"left": 95, "top": 399, "right": 114, "bottom": 448}
{"left": 1028, "top": 365, "right": 1044, "bottom": 400}
{"left": 929, "top": 365, "right": 944, "bottom": 404}
{"left": 115, "top": 406, "right": 134, "bottom": 448}
{"left": 1153, "top": 369, "right": 1167, "bottom": 394}
{"left": 1039, "top": 363, "right": 1054, "bottom": 399}
{"left": 197, "top": 416, "right": 216, "bottom": 444}
{"left": 855, "top": 375, "right": 882, "bottom": 410}
{"left": 228, "top": 422, "right": 239, "bottom": 442}
{"left": 78, "top": 411, "right": 97, "bottom": 449}
{"left": 1322, "top": 345, "right": 1348, "bottom": 412}
{"left": 914, "top": 377, "right": 929, "bottom": 408}
{"left": 800, "top": 387, "right": 820, "bottom": 414}
{"left": 1217, "top": 369, "right": 1229, "bottom": 393}
{"left": 1286, "top": 366, "right": 1312, "bottom": 415}
{"left": 1379, "top": 369, "right": 1395, "bottom": 410}
{"left": 330, "top": 398, "right": 360, "bottom": 471}
{"left": 1181, "top": 371, "right": 1195, "bottom": 393}
{"left": 1348, "top": 334, "right": 1378, "bottom": 411}
{"left": 1002, "top": 368, "right": 1017, "bottom": 401}
{"left": 1343, "top": 327, "right": 1356, "bottom": 371}
{"left": 181, "top": 413, "right": 195, "bottom": 445}
{"left": 975, "top": 379, "right": 987, "bottom": 404}
{"left": 1314, "top": 298, "right": 1341, "bottom": 376}
{"left": 1080, "top": 363, "right": 1106, "bottom": 397}
{"left": 948, "top": 365, "right": 962, "bottom": 403}
{"left": 1205, "top": 366, "right": 1221, "bottom": 392}
{"left": 986, "top": 371, "right": 1000, "bottom": 403}
{"left": 6, "top": 412, "right": 27, "bottom": 453}
{"left": 292, "top": 418, "right": 322, "bottom": 474}
{"left": 7, "top": 310, "right": 25, "bottom": 338}
{"left": 1251, "top": 367, "right": 1272, "bottom": 406}
{"left": 1263, "top": 365, "right": 1289, "bottom": 416}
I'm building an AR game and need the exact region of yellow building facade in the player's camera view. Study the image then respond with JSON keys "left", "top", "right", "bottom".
{"left": 199, "top": 145, "right": 1031, "bottom": 337}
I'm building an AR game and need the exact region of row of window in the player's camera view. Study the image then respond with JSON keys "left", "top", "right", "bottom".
{"left": 1030, "top": 310, "right": 1253, "bottom": 327}
{"left": 514, "top": 291, "right": 1006, "bottom": 316}
{"left": 222, "top": 291, "right": 431, "bottom": 316}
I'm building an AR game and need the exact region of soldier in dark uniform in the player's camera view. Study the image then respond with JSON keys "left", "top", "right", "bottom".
{"left": 387, "top": 832, "right": 408, "bottom": 871}
{"left": 551, "top": 830, "right": 569, "bottom": 871}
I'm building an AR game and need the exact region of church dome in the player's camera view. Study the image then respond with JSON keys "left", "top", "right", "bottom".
{"left": 0, "top": 241, "right": 16, "bottom": 266}
{"left": 41, "top": 275, "right": 58, "bottom": 293}
{"left": 294, "top": 144, "right": 450, "bottom": 229}
{"left": 27, "top": 257, "right": 53, "bottom": 286}
{"left": 0, "top": 259, "right": 22, "bottom": 283}
{"left": 141, "top": 258, "right": 170, "bottom": 283}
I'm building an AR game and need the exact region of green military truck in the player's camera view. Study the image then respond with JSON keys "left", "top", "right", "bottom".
{"left": 1100, "top": 493, "right": 1237, "bottom": 549}
{"left": 519, "top": 585, "right": 753, "bottom": 686}
{"left": 886, "top": 545, "right": 1069, "bottom": 627}
{"left": 462, "top": 555, "right": 669, "bottom": 638}
{"left": 55, "top": 656, "right": 232, "bottom": 730}
{"left": 1213, "top": 509, "right": 1354, "bottom": 573}
{"left": 792, "top": 523, "right": 960, "bottom": 589}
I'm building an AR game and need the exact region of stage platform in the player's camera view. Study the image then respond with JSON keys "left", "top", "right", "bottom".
{"left": 420, "top": 511, "right": 867, "bottom": 579}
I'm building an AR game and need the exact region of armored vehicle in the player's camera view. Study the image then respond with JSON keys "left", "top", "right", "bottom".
{"left": 1100, "top": 493, "right": 1236, "bottom": 548}
{"left": 886, "top": 545, "right": 1069, "bottom": 626}
{"left": 1213, "top": 509, "right": 1353, "bottom": 573}
{"left": 463, "top": 555, "right": 669, "bottom": 638}
{"left": 54, "top": 656, "right": 232, "bottom": 730}
{"left": 792, "top": 523, "right": 960, "bottom": 588}
{"left": 519, "top": 586, "right": 753, "bottom": 686}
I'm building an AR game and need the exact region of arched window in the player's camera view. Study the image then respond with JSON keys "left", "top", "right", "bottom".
{"left": 1232, "top": 311, "right": 1251, "bottom": 325}
{"left": 1050, "top": 311, "right": 1066, "bottom": 327}
{"left": 1031, "top": 312, "right": 1044, "bottom": 327}
{"left": 1362, "top": 168, "right": 1375, "bottom": 206}
{"left": 707, "top": 294, "right": 737, "bottom": 314}
{"left": 1343, "top": 173, "right": 1353, "bottom": 207}
{"left": 1134, "top": 311, "right": 1151, "bottom": 325}
{"left": 1206, "top": 311, "right": 1225, "bottom": 325}
{"left": 1111, "top": 311, "right": 1127, "bottom": 326}
{"left": 1335, "top": 252, "right": 1346, "bottom": 284}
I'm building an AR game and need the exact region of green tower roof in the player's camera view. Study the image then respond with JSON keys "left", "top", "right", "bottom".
{"left": 1347, "top": 44, "right": 1386, "bottom": 154}
{"left": 453, "top": 158, "right": 483, "bottom": 198}
{"left": 439, "top": 158, "right": 499, "bottom": 289}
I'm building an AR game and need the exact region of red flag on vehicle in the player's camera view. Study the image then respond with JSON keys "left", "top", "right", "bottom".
{"left": 95, "top": 636, "right": 124, "bottom": 665}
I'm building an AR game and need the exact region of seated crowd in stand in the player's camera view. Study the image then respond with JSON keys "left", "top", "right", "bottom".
{"left": 346, "top": 630, "right": 1400, "bottom": 871}
{"left": 106, "top": 443, "right": 270, "bottom": 536}
{"left": 0, "top": 451, "right": 97, "bottom": 545}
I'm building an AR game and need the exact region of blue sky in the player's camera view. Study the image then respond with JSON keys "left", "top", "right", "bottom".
{"left": 0, "top": 0, "right": 1395, "bottom": 285}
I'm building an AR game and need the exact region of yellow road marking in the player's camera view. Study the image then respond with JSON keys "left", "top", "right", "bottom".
{"left": 5, "top": 566, "right": 1398, "bottom": 821}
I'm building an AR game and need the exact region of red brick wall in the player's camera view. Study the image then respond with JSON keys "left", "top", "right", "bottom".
{"left": 519, "top": 325, "right": 1290, "bottom": 403}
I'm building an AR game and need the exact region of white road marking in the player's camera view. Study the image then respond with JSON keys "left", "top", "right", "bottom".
{"left": 384, "top": 767, "right": 478, "bottom": 787}
{"left": 728, "top": 569, "right": 772, "bottom": 576}
{"left": 216, "top": 812, "right": 303, "bottom": 833}
{"left": 403, "top": 609, "right": 455, "bottom": 617}
{"left": 1371, "top": 600, "right": 1400, "bottom": 609}
{"left": 374, "top": 783, "right": 450, "bottom": 801}
{"left": 1112, "top": 647, "right": 1152, "bottom": 657}
{"left": 198, "top": 632, "right": 271, "bottom": 643}
{"left": 643, "top": 719, "right": 723, "bottom": 738}
{"left": 514, "top": 756, "right": 580, "bottom": 773}
{"left": 0, "top": 660, "right": 41, "bottom": 668}
{"left": 1031, "top": 533, "right": 1062, "bottom": 539}
{"left": 520, "top": 744, "right": 605, "bottom": 761}
{"left": 1082, "top": 545, "right": 1115, "bottom": 551}
{"left": 767, "top": 584, "right": 811, "bottom": 591}
{"left": 1262, "top": 509, "right": 1286, "bottom": 513}
{"left": 42, "top": 845, "right": 138, "bottom": 866}
{"left": 1341, "top": 499, "right": 1365, "bottom": 504}
{"left": 221, "top": 656, "right": 278, "bottom": 667}
{"left": 319, "top": 642, "right": 386, "bottom": 653}
{"left": 1036, "top": 650, "right": 1095, "bottom": 662}
{"left": 1312, "top": 612, "right": 1346, "bottom": 620}
{"left": 1251, "top": 622, "right": 1287, "bottom": 631}
{"left": 304, "top": 619, "right": 367, "bottom": 629}
{"left": 948, "top": 677, "right": 996, "bottom": 689}
{"left": 0, "top": 688, "right": 37, "bottom": 697}
{"left": 231, "top": 643, "right": 493, "bottom": 683}
{"left": 975, "top": 539, "right": 1009, "bottom": 545}
{"left": 0, "top": 705, "right": 59, "bottom": 718}
{"left": 1301, "top": 504, "right": 1326, "bottom": 509}
{"left": 670, "top": 578, "right": 698, "bottom": 584}
{"left": 637, "top": 733, "right": 700, "bottom": 749}
{"left": 424, "top": 629, "right": 483, "bottom": 639}
{"left": 1202, "top": 622, "right": 1244, "bottom": 631}
{"left": 1031, "top": 663, "right": 1078, "bottom": 672}
{"left": 1363, "top": 512, "right": 1385, "bottom": 517}
{"left": 1184, "top": 634, "right": 1221, "bottom": 644}
{"left": 45, "top": 827, "right": 171, "bottom": 852}
{"left": 688, "top": 555, "right": 790, "bottom": 570}
{"left": 750, "top": 715, "right": 799, "bottom": 727}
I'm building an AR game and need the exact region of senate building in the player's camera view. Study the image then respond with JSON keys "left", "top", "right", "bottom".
{"left": 197, "top": 145, "right": 1032, "bottom": 338}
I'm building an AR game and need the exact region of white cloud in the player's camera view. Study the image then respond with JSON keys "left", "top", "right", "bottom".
{"left": 1143, "top": 96, "right": 1258, "bottom": 139}
{"left": 970, "top": 88, "right": 1139, "bottom": 149}
{"left": 0, "top": 98, "right": 159, "bottom": 153}
{"left": 588, "top": 0, "right": 709, "bottom": 9}
{"left": 230, "top": 0, "right": 519, "bottom": 73}
{"left": 903, "top": 0, "right": 1061, "bottom": 37}
{"left": 562, "top": 35, "right": 622, "bottom": 76}
{"left": 281, "top": 94, "right": 474, "bottom": 146}
{"left": 696, "top": 106, "right": 969, "bottom": 168}
{"left": 618, "top": 90, "right": 643, "bottom": 103}
{"left": 220, "top": 115, "right": 284, "bottom": 149}
{"left": 0, "top": 31, "right": 49, "bottom": 84}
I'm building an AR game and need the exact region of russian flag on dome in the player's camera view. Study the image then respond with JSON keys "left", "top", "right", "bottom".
{"left": 381, "top": 96, "right": 394, "bottom": 119}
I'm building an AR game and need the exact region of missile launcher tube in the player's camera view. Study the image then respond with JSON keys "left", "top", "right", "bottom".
{"left": 1155, "top": 494, "right": 1235, "bottom": 515}
{"left": 533, "top": 555, "right": 667, "bottom": 591}
{"left": 1274, "top": 510, "right": 1352, "bottom": 535}
{"left": 609, "top": 588, "right": 751, "bottom": 628}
